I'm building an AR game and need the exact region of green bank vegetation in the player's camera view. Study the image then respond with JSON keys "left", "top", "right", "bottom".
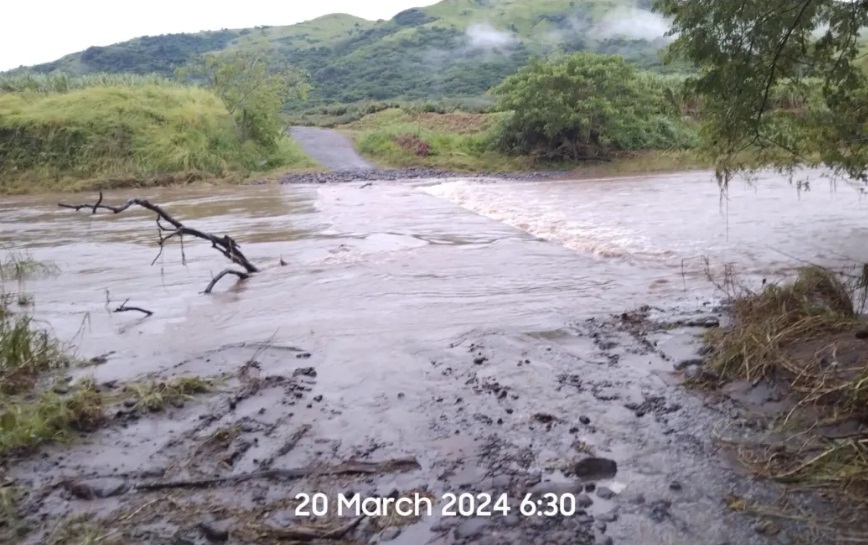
{"left": 0, "top": 55, "right": 319, "bottom": 194}
{"left": 0, "top": 252, "right": 217, "bottom": 460}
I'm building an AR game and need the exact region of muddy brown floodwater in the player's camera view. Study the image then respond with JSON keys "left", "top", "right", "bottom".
{"left": 2, "top": 168, "right": 867, "bottom": 545}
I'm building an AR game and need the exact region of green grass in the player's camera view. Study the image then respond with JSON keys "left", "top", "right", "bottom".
{"left": 339, "top": 107, "right": 710, "bottom": 175}
{"left": 0, "top": 82, "right": 319, "bottom": 193}
{"left": 344, "top": 108, "right": 533, "bottom": 172}
{"left": 0, "top": 249, "right": 60, "bottom": 281}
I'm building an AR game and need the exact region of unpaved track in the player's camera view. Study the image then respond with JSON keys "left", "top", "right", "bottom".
{"left": 290, "top": 126, "right": 374, "bottom": 170}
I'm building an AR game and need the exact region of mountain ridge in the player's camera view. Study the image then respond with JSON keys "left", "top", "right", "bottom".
{"left": 8, "top": 0, "right": 677, "bottom": 105}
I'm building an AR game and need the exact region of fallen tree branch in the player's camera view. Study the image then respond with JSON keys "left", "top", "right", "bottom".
{"left": 58, "top": 192, "right": 260, "bottom": 294}
{"left": 203, "top": 268, "right": 250, "bottom": 294}
{"left": 59, "top": 458, "right": 420, "bottom": 498}
{"left": 113, "top": 298, "right": 153, "bottom": 317}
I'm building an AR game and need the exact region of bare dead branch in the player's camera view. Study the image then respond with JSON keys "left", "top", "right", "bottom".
{"left": 59, "top": 191, "right": 259, "bottom": 274}
{"left": 257, "top": 515, "right": 365, "bottom": 541}
{"left": 113, "top": 298, "right": 153, "bottom": 317}
{"left": 204, "top": 268, "right": 250, "bottom": 294}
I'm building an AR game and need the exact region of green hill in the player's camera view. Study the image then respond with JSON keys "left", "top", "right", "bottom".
{"left": 11, "top": 0, "right": 677, "bottom": 105}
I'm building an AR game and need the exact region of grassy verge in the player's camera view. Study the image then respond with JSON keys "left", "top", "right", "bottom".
{"left": 0, "top": 79, "right": 320, "bottom": 194}
{"left": 698, "top": 265, "right": 868, "bottom": 504}
{"left": 337, "top": 108, "right": 709, "bottom": 175}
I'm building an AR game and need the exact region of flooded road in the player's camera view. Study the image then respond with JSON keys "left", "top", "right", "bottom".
{"left": 2, "top": 168, "right": 866, "bottom": 544}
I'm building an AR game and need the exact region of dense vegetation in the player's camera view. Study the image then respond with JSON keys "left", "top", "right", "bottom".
{"left": 8, "top": 0, "right": 684, "bottom": 106}
{"left": 653, "top": 0, "right": 868, "bottom": 184}
{"left": 489, "top": 53, "right": 697, "bottom": 160}
{"left": 0, "top": 70, "right": 317, "bottom": 193}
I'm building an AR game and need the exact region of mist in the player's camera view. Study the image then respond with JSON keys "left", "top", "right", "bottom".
{"left": 591, "top": 7, "right": 673, "bottom": 41}
{"left": 466, "top": 23, "right": 517, "bottom": 49}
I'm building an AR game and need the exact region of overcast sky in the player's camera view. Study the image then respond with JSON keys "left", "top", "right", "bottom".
{"left": 0, "top": 0, "right": 440, "bottom": 71}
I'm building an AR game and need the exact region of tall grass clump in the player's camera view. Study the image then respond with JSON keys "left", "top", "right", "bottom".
{"left": 0, "top": 249, "right": 59, "bottom": 281}
{"left": 0, "top": 297, "right": 105, "bottom": 457}
{"left": 702, "top": 265, "right": 868, "bottom": 503}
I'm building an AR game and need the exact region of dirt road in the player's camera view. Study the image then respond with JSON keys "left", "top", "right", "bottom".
{"left": 290, "top": 126, "right": 374, "bottom": 171}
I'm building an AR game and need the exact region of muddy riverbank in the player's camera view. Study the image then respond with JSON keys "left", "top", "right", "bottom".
{"left": 2, "top": 170, "right": 867, "bottom": 544}
{"left": 271, "top": 167, "right": 561, "bottom": 185}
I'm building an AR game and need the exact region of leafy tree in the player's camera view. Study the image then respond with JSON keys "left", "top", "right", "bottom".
{"left": 653, "top": 0, "right": 868, "bottom": 184}
{"left": 177, "top": 51, "right": 311, "bottom": 148}
{"left": 489, "top": 52, "right": 691, "bottom": 161}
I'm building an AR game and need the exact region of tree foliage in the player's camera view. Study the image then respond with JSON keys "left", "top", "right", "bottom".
{"left": 176, "top": 51, "right": 311, "bottom": 148}
{"left": 489, "top": 52, "right": 695, "bottom": 161}
{"left": 653, "top": 0, "right": 868, "bottom": 184}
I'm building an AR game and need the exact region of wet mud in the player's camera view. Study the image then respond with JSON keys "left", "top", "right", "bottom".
{"left": 8, "top": 306, "right": 792, "bottom": 545}
{"left": 2, "top": 171, "right": 868, "bottom": 544}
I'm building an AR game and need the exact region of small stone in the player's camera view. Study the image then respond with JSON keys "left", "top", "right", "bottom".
{"left": 596, "top": 511, "right": 618, "bottom": 523}
{"left": 585, "top": 483, "right": 596, "bottom": 493}
{"left": 595, "top": 536, "right": 614, "bottom": 545}
{"left": 293, "top": 366, "right": 316, "bottom": 377}
{"left": 596, "top": 487, "right": 615, "bottom": 500}
{"left": 576, "top": 494, "right": 593, "bottom": 508}
{"left": 674, "top": 358, "right": 703, "bottom": 370}
{"left": 569, "top": 426, "right": 579, "bottom": 433}
{"left": 379, "top": 527, "right": 402, "bottom": 541}
{"left": 669, "top": 481, "right": 682, "bottom": 492}
{"left": 397, "top": 392, "right": 405, "bottom": 399}
{"left": 313, "top": 395, "right": 323, "bottom": 402}
{"left": 579, "top": 416, "right": 591, "bottom": 425}
{"left": 573, "top": 457, "right": 617, "bottom": 480}
{"left": 474, "top": 356, "right": 487, "bottom": 365}
{"left": 594, "top": 521, "right": 607, "bottom": 533}
{"left": 198, "top": 520, "right": 229, "bottom": 542}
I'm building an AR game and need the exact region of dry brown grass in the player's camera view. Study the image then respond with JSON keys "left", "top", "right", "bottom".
{"left": 702, "top": 265, "right": 868, "bottom": 508}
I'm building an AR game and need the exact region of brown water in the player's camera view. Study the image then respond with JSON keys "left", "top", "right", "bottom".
{"left": 3, "top": 168, "right": 866, "bottom": 544}
{"left": 3, "top": 168, "right": 864, "bottom": 383}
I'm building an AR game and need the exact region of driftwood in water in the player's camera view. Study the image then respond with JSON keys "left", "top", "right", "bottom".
{"left": 58, "top": 191, "right": 259, "bottom": 294}
{"left": 113, "top": 298, "right": 153, "bottom": 317}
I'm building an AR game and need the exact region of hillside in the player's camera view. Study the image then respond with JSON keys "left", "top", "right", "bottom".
{"left": 12, "top": 0, "right": 677, "bottom": 105}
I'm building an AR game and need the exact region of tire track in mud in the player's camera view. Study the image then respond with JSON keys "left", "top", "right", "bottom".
{"left": 6, "top": 304, "right": 838, "bottom": 545}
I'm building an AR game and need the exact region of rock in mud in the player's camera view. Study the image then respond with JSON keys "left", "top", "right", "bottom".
{"left": 595, "top": 536, "right": 614, "bottom": 545}
{"left": 576, "top": 494, "right": 594, "bottom": 508}
{"left": 573, "top": 457, "right": 617, "bottom": 480}
{"left": 198, "top": 520, "right": 229, "bottom": 542}
{"left": 596, "top": 511, "right": 619, "bottom": 523}
{"left": 684, "top": 316, "right": 720, "bottom": 328}
{"left": 595, "top": 486, "right": 616, "bottom": 500}
{"left": 293, "top": 366, "right": 317, "bottom": 377}
{"left": 674, "top": 358, "right": 704, "bottom": 370}
{"left": 579, "top": 415, "right": 591, "bottom": 425}
{"left": 275, "top": 168, "right": 559, "bottom": 185}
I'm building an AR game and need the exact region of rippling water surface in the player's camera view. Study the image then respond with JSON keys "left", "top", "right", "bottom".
{"left": 1, "top": 169, "right": 866, "bottom": 382}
